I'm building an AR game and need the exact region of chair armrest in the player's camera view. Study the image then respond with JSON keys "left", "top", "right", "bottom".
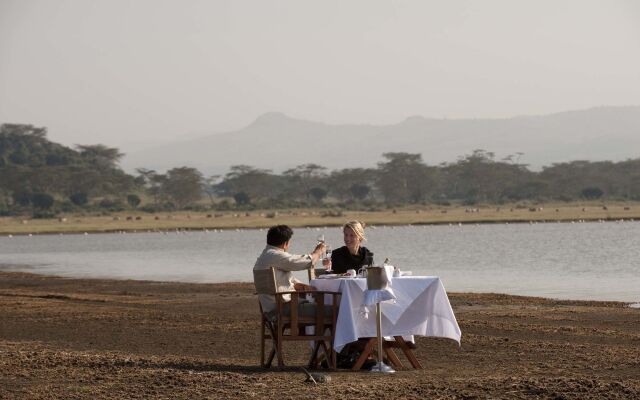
{"left": 277, "top": 290, "right": 341, "bottom": 295}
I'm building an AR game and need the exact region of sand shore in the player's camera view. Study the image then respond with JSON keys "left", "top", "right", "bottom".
{"left": 1, "top": 271, "right": 638, "bottom": 399}
{"left": 2, "top": 203, "right": 639, "bottom": 235}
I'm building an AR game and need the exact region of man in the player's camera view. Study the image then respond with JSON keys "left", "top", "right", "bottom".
{"left": 253, "top": 224, "right": 325, "bottom": 314}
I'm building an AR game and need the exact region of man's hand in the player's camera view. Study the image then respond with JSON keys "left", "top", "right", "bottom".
{"left": 312, "top": 242, "right": 326, "bottom": 257}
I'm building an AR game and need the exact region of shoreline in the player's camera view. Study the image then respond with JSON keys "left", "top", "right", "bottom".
{"left": 1, "top": 202, "right": 639, "bottom": 235}
{"left": 1, "top": 215, "right": 638, "bottom": 237}
{"left": 1, "top": 271, "right": 638, "bottom": 399}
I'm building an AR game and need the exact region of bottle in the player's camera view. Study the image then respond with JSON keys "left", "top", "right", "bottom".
{"left": 385, "top": 258, "right": 400, "bottom": 277}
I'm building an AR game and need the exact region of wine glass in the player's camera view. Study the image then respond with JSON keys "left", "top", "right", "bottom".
{"left": 316, "top": 234, "right": 325, "bottom": 244}
{"left": 324, "top": 244, "right": 333, "bottom": 272}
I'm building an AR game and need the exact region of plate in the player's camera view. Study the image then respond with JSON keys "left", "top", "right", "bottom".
{"left": 317, "top": 274, "right": 339, "bottom": 279}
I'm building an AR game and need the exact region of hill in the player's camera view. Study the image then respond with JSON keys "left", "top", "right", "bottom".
{"left": 121, "top": 106, "right": 640, "bottom": 174}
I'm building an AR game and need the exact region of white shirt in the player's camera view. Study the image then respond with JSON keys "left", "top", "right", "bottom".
{"left": 253, "top": 245, "right": 314, "bottom": 312}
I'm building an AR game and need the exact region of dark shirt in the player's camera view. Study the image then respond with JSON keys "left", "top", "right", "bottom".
{"left": 330, "top": 246, "right": 374, "bottom": 274}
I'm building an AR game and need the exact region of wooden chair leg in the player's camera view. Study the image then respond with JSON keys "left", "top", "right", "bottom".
{"left": 260, "top": 320, "right": 266, "bottom": 367}
{"left": 276, "top": 326, "right": 285, "bottom": 367}
{"left": 266, "top": 348, "right": 276, "bottom": 368}
{"left": 262, "top": 321, "right": 277, "bottom": 368}
{"left": 308, "top": 341, "right": 322, "bottom": 369}
{"left": 394, "top": 336, "right": 422, "bottom": 369}
{"left": 328, "top": 341, "right": 337, "bottom": 369}
{"left": 320, "top": 341, "right": 336, "bottom": 369}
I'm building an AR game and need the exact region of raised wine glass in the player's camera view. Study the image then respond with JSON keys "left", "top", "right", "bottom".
{"left": 324, "top": 245, "right": 333, "bottom": 272}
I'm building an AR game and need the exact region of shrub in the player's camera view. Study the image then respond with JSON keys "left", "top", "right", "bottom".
{"left": 99, "top": 198, "right": 125, "bottom": 211}
{"left": 581, "top": 187, "right": 604, "bottom": 200}
{"left": 126, "top": 194, "right": 141, "bottom": 208}
{"left": 32, "top": 211, "right": 57, "bottom": 219}
{"left": 32, "top": 193, "right": 54, "bottom": 210}
{"left": 69, "top": 192, "right": 88, "bottom": 206}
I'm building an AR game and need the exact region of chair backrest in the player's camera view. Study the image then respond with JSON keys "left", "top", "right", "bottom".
{"left": 253, "top": 267, "right": 278, "bottom": 295}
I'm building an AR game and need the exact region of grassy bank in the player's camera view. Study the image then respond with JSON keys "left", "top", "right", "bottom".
{"left": 1, "top": 202, "right": 638, "bottom": 235}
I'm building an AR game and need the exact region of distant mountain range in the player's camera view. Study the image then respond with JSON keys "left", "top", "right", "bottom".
{"left": 120, "top": 106, "right": 640, "bottom": 175}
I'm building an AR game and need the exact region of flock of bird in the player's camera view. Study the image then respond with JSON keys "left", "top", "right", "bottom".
{"left": 3, "top": 218, "right": 636, "bottom": 238}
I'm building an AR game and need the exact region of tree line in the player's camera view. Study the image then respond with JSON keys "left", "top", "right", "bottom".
{"left": 2, "top": 123, "right": 640, "bottom": 217}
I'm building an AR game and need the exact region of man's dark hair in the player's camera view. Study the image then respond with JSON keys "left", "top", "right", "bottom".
{"left": 267, "top": 225, "right": 293, "bottom": 246}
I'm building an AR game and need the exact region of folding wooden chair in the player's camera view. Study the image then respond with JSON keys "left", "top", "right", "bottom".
{"left": 254, "top": 267, "right": 340, "bottom": 369}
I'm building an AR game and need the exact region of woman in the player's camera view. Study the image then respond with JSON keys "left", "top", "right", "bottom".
{"left": 330, "top": 220, "right": 374, "bottom": 274}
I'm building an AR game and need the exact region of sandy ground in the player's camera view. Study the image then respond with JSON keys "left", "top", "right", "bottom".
{"left": 0, "top": 271, "right": 639, "bottom": 399}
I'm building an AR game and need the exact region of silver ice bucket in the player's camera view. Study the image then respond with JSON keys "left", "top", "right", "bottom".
{"left": 366, "top": 266, "right": 389, "bottom": 290}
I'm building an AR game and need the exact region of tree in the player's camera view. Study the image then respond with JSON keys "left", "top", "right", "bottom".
{"left": 376, "top": 153, "right": 434, "bottom": 204}
{"left": 349, "top": 183, "right": 371, "bottom": 201}
{"left": 203, "top": 175, "right": 221, "bottom": 206}
{"left": 283, "top": 164, "right": 328, "bottom": 203}
{"left": 327, "top": 168, "right": 376, "bottom": 202}
{"left": 69, "top": 192, "right": 88, "bottom": 206}
{"left": 581, "top": 187, "right": 604, "bottom": 199}
{"left": 136, "top": 168, "right": 164, "bottom": 207}
{"left": 309, "top": 187, "right": 328, "bottom": 203}
{"left": 127, "top": 194, "right": 141, "bottom": 208}
{"left": 31, "top": 193, "right": 54, "bottom": 210}
{"left": 161, "top": 167, "right": 204, "bottom": 208}
{"left": 233, "top": 191, "right": 251, "bottom": 205}
{"left": 446, "top": 150, "right": 537, "bottom": 203}
{"left": 75, "top": 144, "right": 124, "bottom": 169}
{"left": 12, "top": 190, "right": 31, "bottom": 207}
{"left": 218, "top": 165, "right": 279, "bottom": 206}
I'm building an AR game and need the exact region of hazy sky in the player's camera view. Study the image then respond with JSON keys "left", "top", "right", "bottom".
{"left": 1, "top": 0, "right": 639, "bottom": 151}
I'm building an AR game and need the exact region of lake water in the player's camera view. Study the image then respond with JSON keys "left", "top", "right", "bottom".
{"left": 1, "top": 221, "right": 639, "bottom": 302}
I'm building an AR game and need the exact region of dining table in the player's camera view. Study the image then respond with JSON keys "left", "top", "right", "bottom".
{"left": 310, "top": 274, "right": 461, "bottom": 370}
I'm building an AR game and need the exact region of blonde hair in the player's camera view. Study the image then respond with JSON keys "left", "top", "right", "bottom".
{"left": 343, "top": 220, "right": 366, "bottom": 242}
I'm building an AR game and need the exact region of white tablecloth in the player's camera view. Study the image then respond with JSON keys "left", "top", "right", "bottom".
{"left": 311, "top": 276, "right": 462, "bottom": 352}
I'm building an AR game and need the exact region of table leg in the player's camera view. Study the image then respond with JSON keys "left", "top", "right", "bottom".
{"left": 393, "top": 336, "right": 423, "bottom": 369}
{"left": 351, "top": 338, "right": 404, "bottom": 370}
{"left": 383, "top": 345, "right": 404, "bottom": 369}
{"left": 351, "top": 338, "right": 376, "bottom": 370}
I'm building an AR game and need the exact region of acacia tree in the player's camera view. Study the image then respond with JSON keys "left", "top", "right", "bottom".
{"left": 376, "top": 153, "right": 434, "bottom": 204}
{"left": 217, "top": 165, "right": 278, "bottom": 206}
{"left": 328, "top": 168, "right": 376, "bottom": 202}
{"left": 136, "top": 168, "right": 164, "bottom": 207}
{"left": 203, "top": 175, "right": 221, "bottom": 206}
{"left": 283, "top": 163, "right": 328, "bottom": 203}
{"left": 75, "top": 144, "right": 124, "bottom": 170}
{"left": 161, "top": 167, "right": 204, "bottom": 209}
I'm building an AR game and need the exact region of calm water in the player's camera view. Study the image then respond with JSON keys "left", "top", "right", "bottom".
{"left": 1, "top": 222, "right": 639, "bottom": 302}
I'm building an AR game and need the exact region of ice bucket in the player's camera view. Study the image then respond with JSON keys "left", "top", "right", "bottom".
{"left": 366, "top": 266, "right": 389, "bottom": 290}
